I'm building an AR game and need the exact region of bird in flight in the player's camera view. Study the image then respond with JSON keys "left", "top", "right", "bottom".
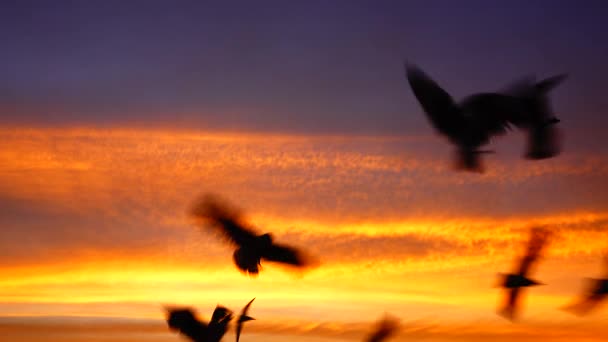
{"left": 364, "top": 314, "right": 399, "bottom": 342}
{"left": 165, "top": 304, "right": 233, "bottom": 342}
{"left": 563, "top": 253, "right": 608, "bottom": 316}
{"left": 189, "top": 193, "right": 317, "bottom": 275}
{"left": 497, "top": 227, "right": 551, "bottom": 320}
{"left": 405, "top": 63, "right": 566, "bottom": 172}
{"left": 236, "top": 298, "right": 256, "bottom": 342}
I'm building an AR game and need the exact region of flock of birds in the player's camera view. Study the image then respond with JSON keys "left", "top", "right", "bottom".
{"left": 163, "top": 63, "right": 608, "bottom": 342}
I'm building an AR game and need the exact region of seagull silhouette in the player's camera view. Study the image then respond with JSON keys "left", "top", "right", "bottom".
{"left": 236, "top": 298, "right": 255, "bottom": 342}
{"left": 563, "top": 253, "right": 608, "bottom": 316}
{"left": 405, "top": 63, "right": 566, "bottom": 172}
{"left": 189, "top": 193, "right": 316, "bottom": 275}
{"left": 364, "top": 314, "right": 399, "bottom": 342}
{"left": 165, "top": 304, "right": 233, "bottom": 342}
{"left": 497, "top": 227, "right": 551, "bottom": 320}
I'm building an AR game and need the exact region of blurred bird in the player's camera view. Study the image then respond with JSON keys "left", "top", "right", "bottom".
{"left": 165, "top": 304, "right": 233, "bottom": 342}
{"left": 364, "top": 314, "right": 399, "bottom": 342}
{"left": 236, "top": 298, "right": 255, "bottom": 342}
{"left": 405, "top": 63, "right": 566, "bottom": 172}
{"left": 189, "top": 193, "right": 316, "bottom": 275}
{"left": 497, "top": 227, "right": 551, "bottom": 320}
{"left": 563, "top": 253, "right": 608, "bottom": 316}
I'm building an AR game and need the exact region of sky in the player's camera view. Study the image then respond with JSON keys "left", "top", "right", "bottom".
{"left": 1, "top": 1, "right": 608, "bottom": 342}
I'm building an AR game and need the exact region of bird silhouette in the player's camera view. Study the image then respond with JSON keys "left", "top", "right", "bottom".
{"left": 405, "top": 63, "right": 566, "bottom": 172}
{"left": 497, "top": 227, "right": 551, "bottom": 320}
{"left": 189, "top": 193, "right": 316, "bottom": 275}
{"left": 364, "top": 314, "right": 399, "bottom": 342}
{"left": 236, "top": 298, "right": 255, "bottom": 342}
{"left": 165, "top": 304, "right": 233, "bottom": 342}
{"left": 563, "top": 253, "right": 608, "bottom": 316}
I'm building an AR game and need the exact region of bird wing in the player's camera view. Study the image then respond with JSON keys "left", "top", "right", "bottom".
{"left": 210, "top": 305, "right": 233, "bottom": 325}
{"left": 499, "top": 287, "right": 520, "bottom": 320}
{"left": 190, "top": 194, "right": 258, "bottom": 247}
{"left": 517, "top": 228, "right": 550, "bottom": 276}
{"left": 405, "top": 63, "right": 465, "bottom": 142}
{"left": 263, "top": 243, "right": 309, "bottom": 267}
{"left": 240, "top": 298, "right": 255, "bottom": 318}
{"left": 236, "top": 321, "right": 243, "bottom": 342}
{"left": 236, "top": 298, "right": 256, "bottom": 342}
{"left": 563, "top": 278, "right": 607, "bottom": 316}
{"left": 536, "top": 74, "right": 568, "bottom": 94}
{"left": 502, "top": 75, "right": 537, "bottom": 98}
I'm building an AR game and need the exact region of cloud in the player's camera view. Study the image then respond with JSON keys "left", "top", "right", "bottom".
{"left": 0, "top": 127, "right": 607, "bottom": 325}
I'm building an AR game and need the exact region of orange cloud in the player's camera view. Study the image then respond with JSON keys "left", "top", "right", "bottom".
{"left": 1, "top": 127, "right": 608, "bottom": 333}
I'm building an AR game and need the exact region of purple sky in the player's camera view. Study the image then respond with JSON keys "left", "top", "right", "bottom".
{"left": 1, "top": 0, "right": 606, "bottom": 142}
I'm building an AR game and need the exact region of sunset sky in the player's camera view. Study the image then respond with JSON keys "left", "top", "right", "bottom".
{"left": 2, "top": 1, "right": 608, "bottom": 341}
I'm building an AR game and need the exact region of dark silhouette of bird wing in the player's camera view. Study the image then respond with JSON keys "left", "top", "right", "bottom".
{"left": 516, "top": 228, "right": 550, "bottom": 276}
{"left": 365, "top": 316, "right": 399, "bottom": 342}
{"left": 262, "top": 243, "right": 309, "bottom": 267}
{"left": 210, "top": 305, "right": 233, "bottom": 324}
{"left": 165, "top": 307, "right": 208, "bottom": 341}
{"left": 405, "top": 63, "right": 465, "bottom": 143}
{"left": 536, "top": 74, "right": 568, "bottom": 94}
{"left": 239, "top": 298, "right": 255, "bottom": 318}
{"left": 563, "top": 278, "right": 608, "bottom": 316}
{"left": 190, "top": 194, "right": 258, "bottom": 247}
{"left": 236, "top": 298, "right": 255, "bottom": 342}
{"left": 499, "top": 287, "right": 520, "bottom": 320}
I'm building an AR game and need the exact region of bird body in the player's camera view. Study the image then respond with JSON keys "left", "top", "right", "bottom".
{"left": 405, "top": 63, "right": 566, "bottom": 172}
{"left": 501, "top": 274, "right": 542, "bottom": 288}
{"left": 190, "top": 194, "right": 315, "bottom": 275}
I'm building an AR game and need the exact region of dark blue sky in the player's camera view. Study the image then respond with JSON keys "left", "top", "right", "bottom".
{"left": 1, "top": 0, "right": 607, "bottom": 140}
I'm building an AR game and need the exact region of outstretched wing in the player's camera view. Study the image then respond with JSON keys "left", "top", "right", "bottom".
{"left": 536, "top": 74, "right": 567, "bottom": 94}
{"left": 210, "top": 305, "right": 233, "bottom": 325}
{"left": 499, "top": 287, "right": 520, "bottom": 321}
{"left": 236, "top": 298, "right": 256, "bottom": 342}
{"left": 263, "top": 243, "right": 309, "bottom": 267}
{"left": 240, "top": 298, "right": 255, "bottom": 317}
{"left": 517, "top": 228, "right": 551, "bottom": 276}
{"left": 405, "top": 63, "right": 465, "bottom": 142}
{"left": 190, "top": 193, "right": 258, "bottom": 247}
{"left": 563, "top": 278, "right": 608, "bottom": 316}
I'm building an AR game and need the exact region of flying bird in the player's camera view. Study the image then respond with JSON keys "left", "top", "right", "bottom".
{"left": 236, "top": 298, "right": 256, "bottom": 342}
{"left": 364, "top": 314, "right": 399, "bottom": 342}
{"left": 497, "top": 227, "right": 551, "bottom": 320}
{"left": 165, "top": 304, "right": 233, "bottom": 342}
{"left": 189, "top": 193, "right": 316, "bottom": 275}
{"left": 405, "top": 63, "right": 566, "bottom": 172}
{"left": 563, "top": 253, "right": 608, "bottom": 316}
